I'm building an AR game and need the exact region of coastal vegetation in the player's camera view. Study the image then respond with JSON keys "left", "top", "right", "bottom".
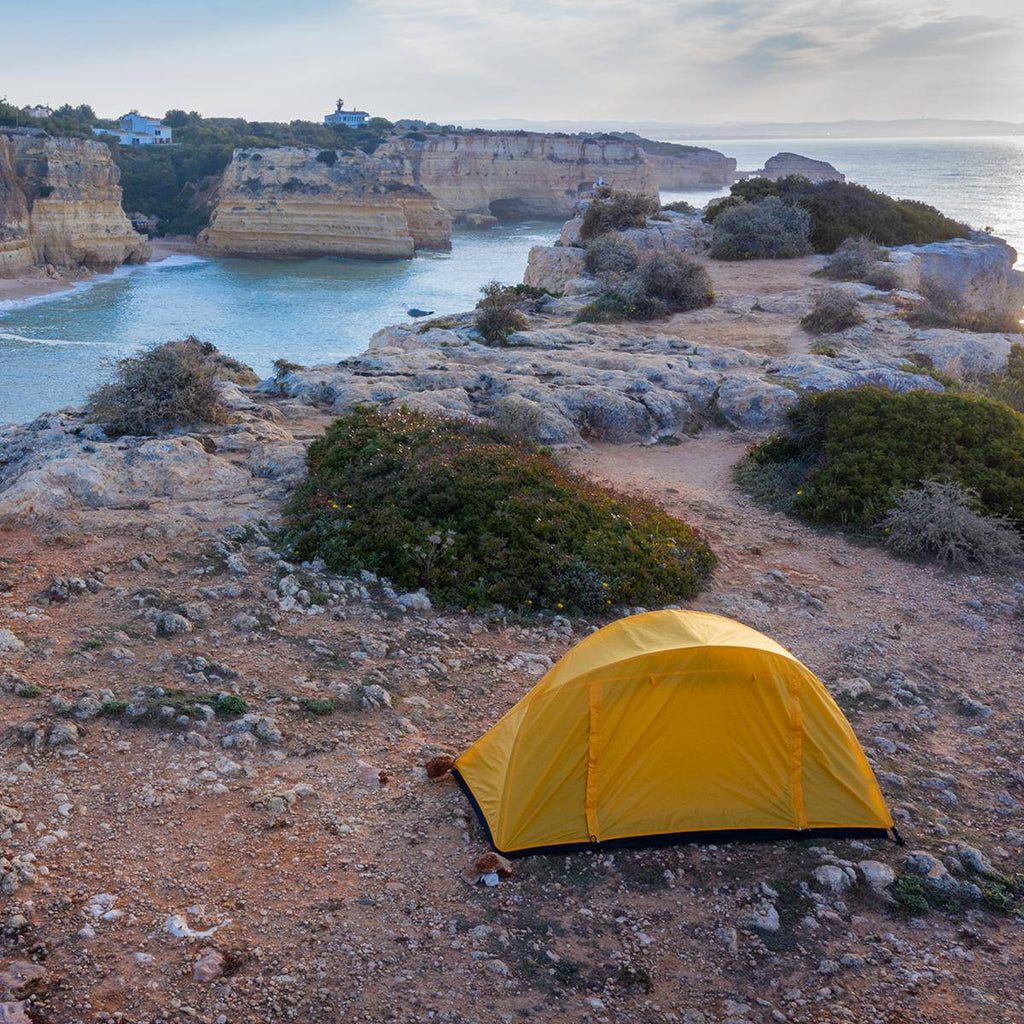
{"left": 709, "top": 197, "right": 813, "bottom": 260}
{"left": 878, "top": 480, "right": 1022, "bottom": 569}
{"left": 579, "top": 191, "right": 660, "bottom": 241}
{"left": 737, "top": 389, "right": 1024, "bottom": 560}
{"left": 473, "top": 281, "right": 532, "bottom": 344}
{"left": 903, "top": 285, "right": 1024, "bottom": 335}
{"left": 705, "top": 177, "right": 969, "bottom": 253}
{"left": 282, "top": 407, "right": 716, "bottom": 613}
{"left": 800, "top": 288, "right": 864, "bottom": 333}
{"left": 86, "top": 337, "right": 255, "bottom": 436}
{"left": 577, "top": 250, "right": 714, "bottom": 323}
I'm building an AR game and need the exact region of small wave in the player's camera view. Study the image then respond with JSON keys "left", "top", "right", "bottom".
{"left": 0, "top": 331, "right": 117, "bottom": 348}
{"left": 0, "top": 253, "right": 207, "bottom": 314}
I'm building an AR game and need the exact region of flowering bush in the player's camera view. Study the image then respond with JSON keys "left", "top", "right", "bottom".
{"left": 282, "top": 408, "right": 716, "bottom": 613}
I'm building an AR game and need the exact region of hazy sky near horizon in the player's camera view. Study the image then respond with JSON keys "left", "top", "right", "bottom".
{"left": 4, "top": 0, "right": 1021, "bottom": 125}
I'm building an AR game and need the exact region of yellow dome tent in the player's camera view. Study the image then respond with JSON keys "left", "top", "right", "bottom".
{"left": 453, "top": 610, "right": 893, "bottom": 856}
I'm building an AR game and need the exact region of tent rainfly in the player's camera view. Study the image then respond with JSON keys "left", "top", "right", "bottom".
{"left": 452, "top": 610, "right": 894, "bottom": 856}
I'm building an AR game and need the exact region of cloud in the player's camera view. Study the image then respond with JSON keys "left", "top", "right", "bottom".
{"left": 2, "top": 0, "right": 1021, "bottom": 123}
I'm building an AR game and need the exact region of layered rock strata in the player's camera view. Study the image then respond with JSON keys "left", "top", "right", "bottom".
{"left": 634, "top": 142, "right": 737, "bottom": 189}
{"left": 200, "top": 133, "right": 665, "bottom": 258}
{"left": 0, "top": 131, "right": 149, "bottom": 277}
{"left": 198, "top": 147, "right": 451, "bottom": 260}
{"left": 744, "top": 152, "right": 845, "bottom": 184}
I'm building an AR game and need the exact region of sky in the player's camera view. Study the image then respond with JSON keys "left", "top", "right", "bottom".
{"left": 3, "top": 0, "right": 1021, "bottom": 126}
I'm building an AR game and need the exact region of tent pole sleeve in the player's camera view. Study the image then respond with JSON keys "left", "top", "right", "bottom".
{"left": 585, "top": 680, "right": 600, "bottom": 843}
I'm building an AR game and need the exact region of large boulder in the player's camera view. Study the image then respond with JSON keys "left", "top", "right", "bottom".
{"left": 0, "top": 413, "right": 253, "bottom": 516}
{"left": 523, "top": 246, "right": 587, "bottom": 294}
{"left": 888, "top": 237, "right": 1024, "bottom": 320}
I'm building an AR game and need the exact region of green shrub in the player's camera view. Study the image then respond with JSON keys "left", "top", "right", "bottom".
{"left": 211, "top": 693, "right": 248, "bottom": 718}
{"left": 880, "top": 480, "right": 1022, "bottom": 569}
{"left": 821, "top": 235, "right": 885, "bottom": 281}
{"left": 15, "top": 683, "right": 42, "bottom": 698}
{"left": 584, "top": 235, "right": 640, "bottom": 280}
{"left": 474, "top": 281, "right": 529, "bottom": 345}
{"left": 890, "top": 874, "right": 930, "bottom": 915}
{"left": 580, "top": 191, "right": 660, "bottom": 241}
{"left": 660, "top": 200, "right": 696, "bottom": 214}
{"left": 710, "top": 197, "right": 813, "bottom": 260}
{"left": 705, "top": 177, "right": 968, "bottom": 253}
{"left": 627, "top": 251, "right": 714, "bottom": 311}
{"left": 87, "top": 337, "right": 253, "bottom": 436}
{"left": 300, "top": 697, "right": 337, "bottom": 716}
{"left": 281, "top": 407, "right": 716, "bottom": 613}
{"left": 315, "top": 149, "right": 338, "bottom": 165}
{"left": 101, "top": 699, "right": 130, "bottom": 716}
{"left": 801, "top": 288, "right": 864, "bottom": 334}
{"left": 576, "top": 252, "right": 713, "bottom": 324}
{"left": 575, "top": 292, "right": 667, "bottom": 324}
{"left": 740, "top": 388, "right": 1024, "bottom": 535}
{"left": 981, "top": 343, "right": 1024, "bottom": 413}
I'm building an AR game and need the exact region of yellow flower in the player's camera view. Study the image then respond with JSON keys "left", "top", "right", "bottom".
{"left": 795, "top": 490, "right": 803, "bottom": 496}
{"left": 556, "top": 602, "right": 564, "bottom": 609}
{"left": 602, "top": 582, "right": 609, "bottom": 588}
{"left": 346, "top": 504, "right": 353, "bottom": 509}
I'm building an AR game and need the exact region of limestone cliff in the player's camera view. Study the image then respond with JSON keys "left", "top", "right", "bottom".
{"left": 377, "top": 133, "right": 658, "bottom": 219}
{"left": 200, "top": 133, "right": 661, "bottom": 258}
{"left": 627, "top": 140, "right": 737, "bottom": 189}
{"left": 198, "top": 147, "right": 451, "bottom": 259}
{"left": 0, "top": 131, "right": 149, "bottom": 277}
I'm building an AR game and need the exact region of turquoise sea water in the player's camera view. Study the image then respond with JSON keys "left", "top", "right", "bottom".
{"left": 3, "top": 137, "right": 1023, "bottom": 425}
{"left": 0, "top": 221, "right": 561, "bottom": 424}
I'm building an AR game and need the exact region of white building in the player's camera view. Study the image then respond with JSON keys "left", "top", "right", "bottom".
{"left": 324, "top": 100, "right": 369, "bottom": 128}
{"left": 24, "top": 104, "right": 52, "bottom": 119}
{"left": 93, "top": 112, "right": 173, "bottom": 146}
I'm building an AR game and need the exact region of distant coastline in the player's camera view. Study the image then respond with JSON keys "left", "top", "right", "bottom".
{"left": 459, "top": 118, "right": 1024, "bottom": 140}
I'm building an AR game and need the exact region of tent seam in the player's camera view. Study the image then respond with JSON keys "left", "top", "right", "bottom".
{"left": 788, "top": 672, "right": 808, "bottom": 830}
{"left": 585, "top": 680, "right": 600, "bottom": 842}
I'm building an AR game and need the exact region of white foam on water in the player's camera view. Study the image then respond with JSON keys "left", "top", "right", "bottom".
{"left": 0, "top": 331, "right": 118, "bottom": 348}
{"left": 0, "top": 253, "right": 207, "bottom": 314}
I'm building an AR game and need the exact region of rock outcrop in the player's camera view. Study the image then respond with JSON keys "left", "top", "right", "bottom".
{"left": 889, "top": 236, "right": 1024, "bottom": 321}
{"left": 257, "top": 315, "right": 943, "bottom": 446}
{"left": 745, "top": 152, "right": 845, "bottom": 184}
{"left": 0, "top": 130, "right": 149, "bottom": 277}
{"left": 379, "top": 133, "right": 658, "bottom": 221}
{"left": 631, "top": 140, "right": 737, "bottom": 189}
{"left": 523, "top": 246, "right": 589, "bottom": 295}
{"left": 200, "top": 133, "right": 660, "bottom": 258}
{"left": 524, "top": 208, "right": 712, "bottom": 295}
{"left": 198, "top": 148, "right": 451, "bottom": 260}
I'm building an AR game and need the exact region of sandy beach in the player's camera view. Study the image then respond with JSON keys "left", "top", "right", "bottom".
{"left": 0, "top": 236, "right": 204, "bottom": 306}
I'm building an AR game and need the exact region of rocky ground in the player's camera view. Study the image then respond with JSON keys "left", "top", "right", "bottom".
{"left": 1, "top": 242, "right": 1023, "bottom": 1023}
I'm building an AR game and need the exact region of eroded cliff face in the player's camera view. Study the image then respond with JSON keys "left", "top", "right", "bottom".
{"left": 0, "top": 132, "right": 149, "bottom": 277}
{"left": 200, "top": 133, "right": 663, "bottom": 258}
{"left": 198, "top": 148, "right": 451, "bottom": 260}
{"left": 379, "top": 133, "right": 658, "bottom": 219}
{"left": 637, "top": 145, "right": 737, "bottom": 190}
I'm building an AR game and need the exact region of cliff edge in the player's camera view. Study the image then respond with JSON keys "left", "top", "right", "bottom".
{"left": 198, "top": 147, "right": 452, "bottom": 260}
{"left": 199, "top": 133, "right": 664, "bottom": 259}
{"left": 0, "top": 131, "right": 150, "bottom": 277}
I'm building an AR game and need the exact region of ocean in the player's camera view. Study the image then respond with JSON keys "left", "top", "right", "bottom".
{"left": 2, "top": 137, "right": 1023, "bottom": 425}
